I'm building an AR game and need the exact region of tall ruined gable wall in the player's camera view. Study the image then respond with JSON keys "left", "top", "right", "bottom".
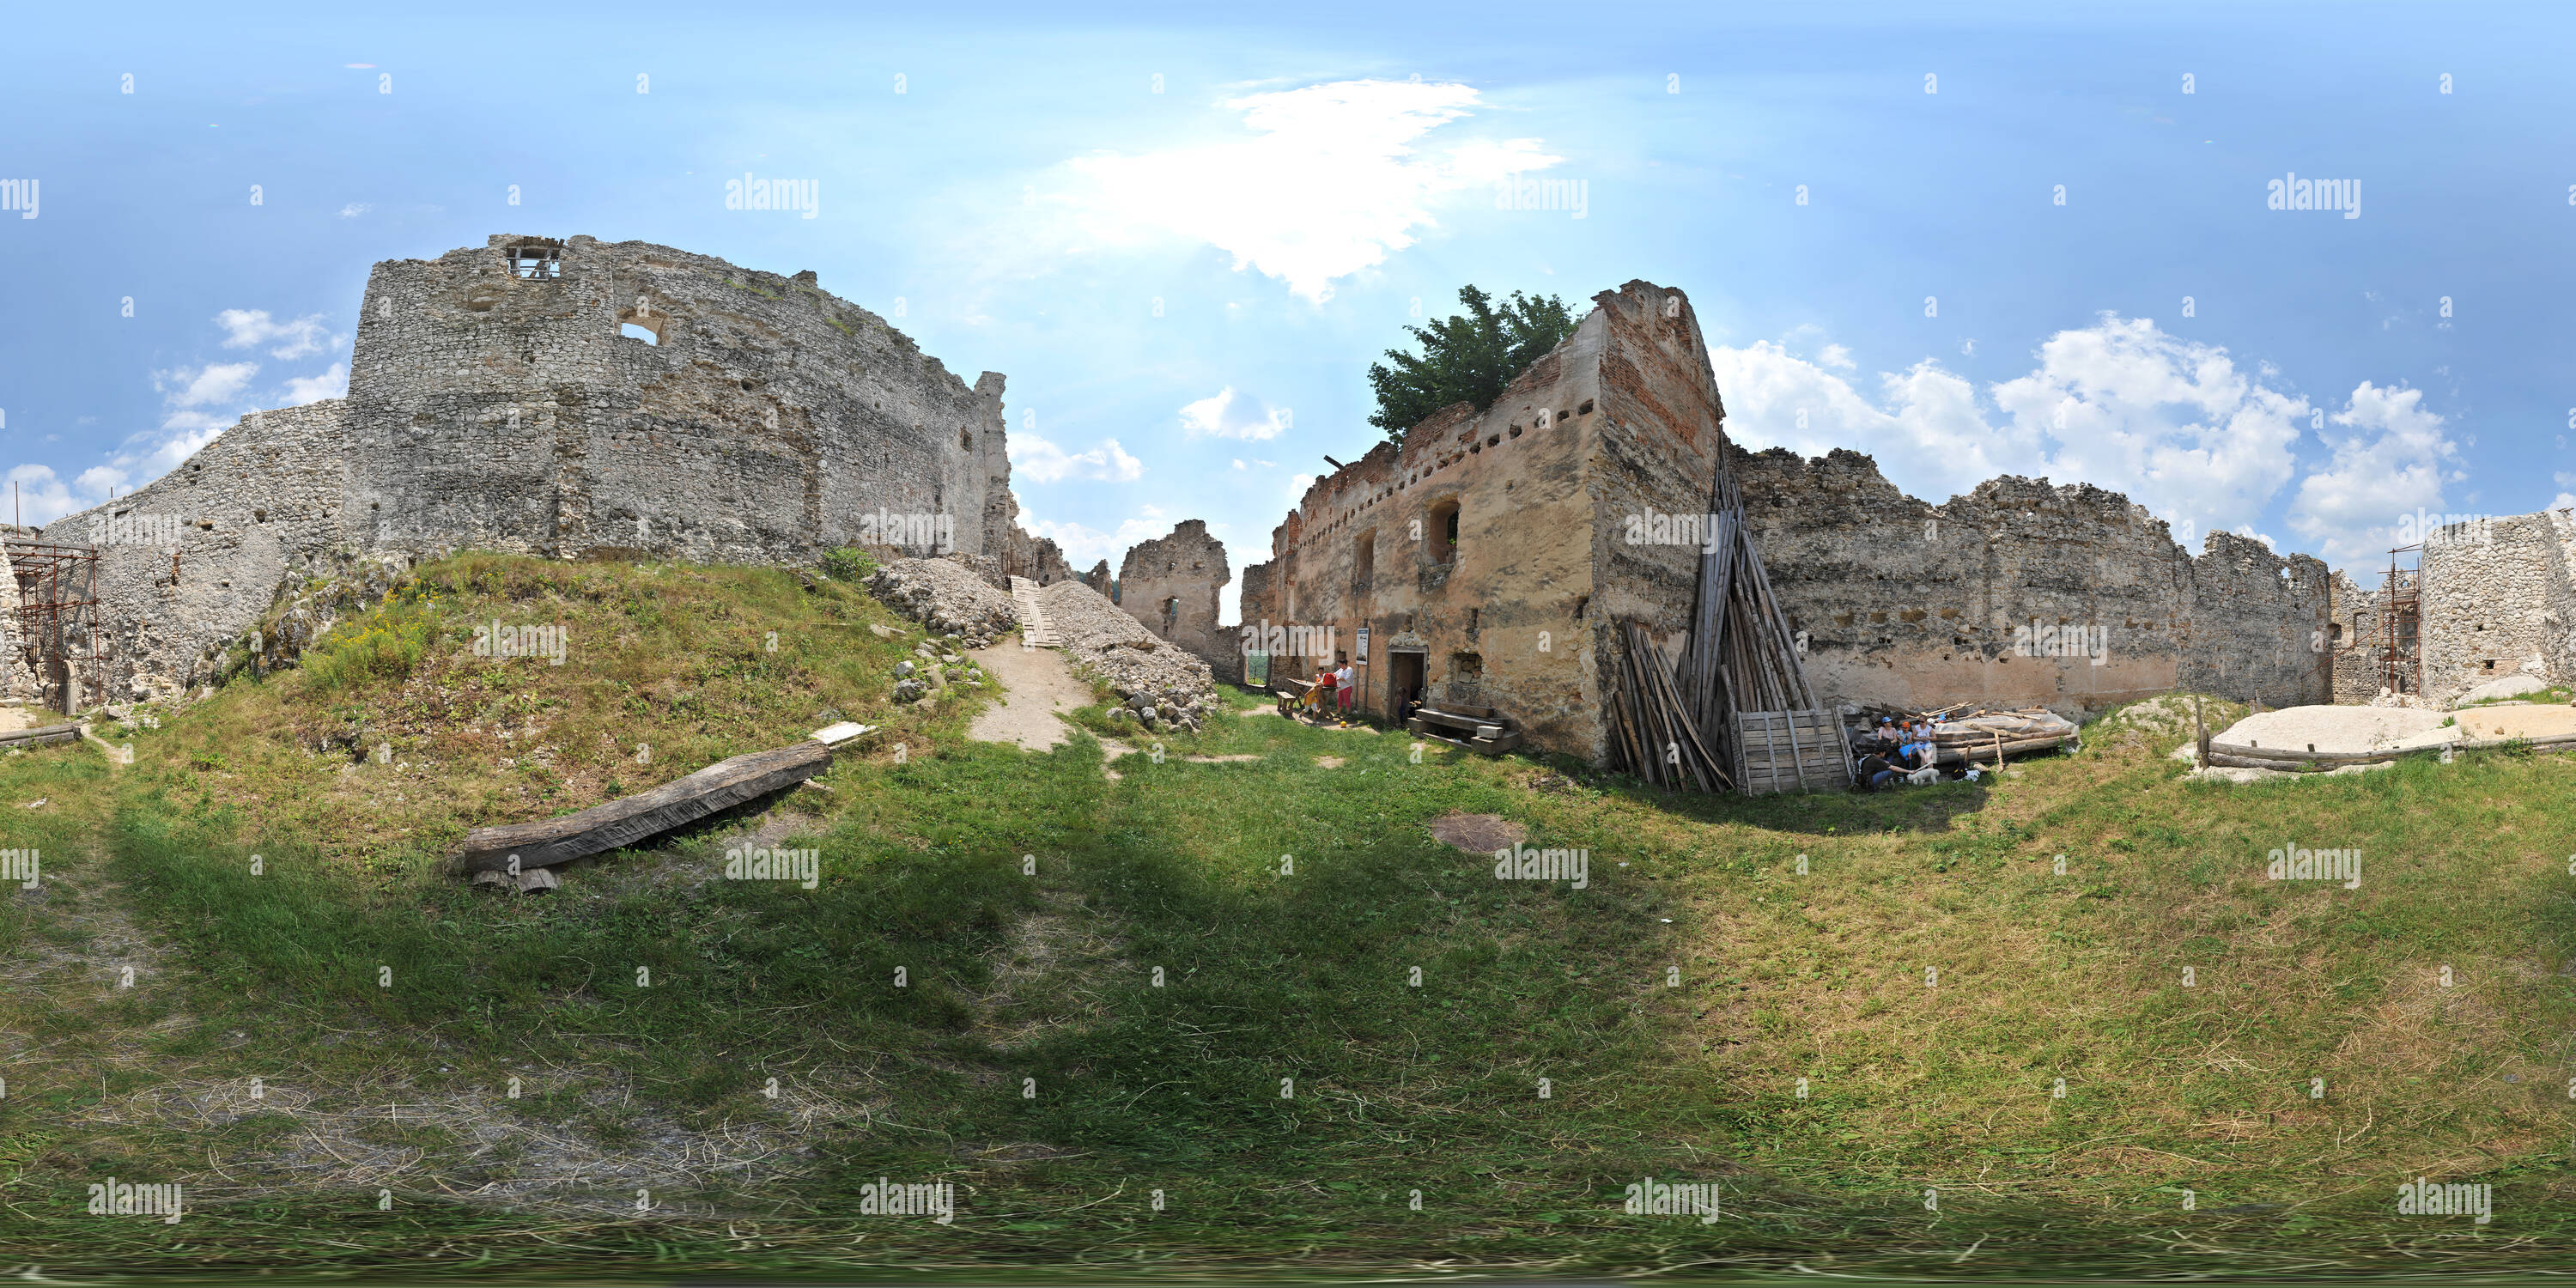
{"left": 1116, "top": 519, "right": 1234, "bottom": 683}
{"left": 1732, "top": 446, "right": 2329, "bottom": 716}
{"left": 1583, "top": 282, "right": 1728, "bottom": 762}
{"left": 39, "top": 399, "right": 352, "bottom": 697}
{"left": 344, "top": 234, "right": 1006, "bottom": 567}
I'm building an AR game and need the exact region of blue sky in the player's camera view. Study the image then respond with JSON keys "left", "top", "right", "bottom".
{"left": 5, "top": 2, "right": 2573, "bottom": 621}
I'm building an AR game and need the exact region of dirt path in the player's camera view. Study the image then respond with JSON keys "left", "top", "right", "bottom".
{"left": 966, "top": 638, "right": 1092, "bottom": 752}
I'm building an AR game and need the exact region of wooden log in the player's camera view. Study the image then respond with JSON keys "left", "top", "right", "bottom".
{"left": 448, "top": 739, "right": 835, "bottom": 873}
{"left": 0, "top": 723, "right": 82, "bottom": 747}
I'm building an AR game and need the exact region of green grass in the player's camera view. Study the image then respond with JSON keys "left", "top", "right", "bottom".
{"left": 4, "top": 553, "right": 2576, "bottom": 1279}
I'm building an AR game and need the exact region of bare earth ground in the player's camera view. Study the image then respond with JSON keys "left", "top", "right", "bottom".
{"left": 964, "top": 638, "right": 1092, "bottom": 752}
{"left": 2450, "top": 704, "right": 2576, "bottom": 739}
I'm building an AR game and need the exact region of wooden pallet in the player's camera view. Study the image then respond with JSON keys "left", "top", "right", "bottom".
{"left": 1735, "top": 708, "right": 1854, "bottom": 795}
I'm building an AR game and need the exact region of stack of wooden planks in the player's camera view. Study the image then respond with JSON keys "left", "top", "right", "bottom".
{"left": 1609, "top": 431, "right": 1833, "bottom": 793}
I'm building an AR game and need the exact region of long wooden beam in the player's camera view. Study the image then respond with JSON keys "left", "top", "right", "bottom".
{"left": 448, "top": 739, "right": 835, "bottom": 873}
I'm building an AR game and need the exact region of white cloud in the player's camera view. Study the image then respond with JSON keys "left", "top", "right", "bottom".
{"left": 1179, "top": 386, "right": 1291, "bottom": 440}
{"left": 157, "top": 361, "right": 259, "bottom": 407}
{"left": 1017, "top": 502, "right": 1170, "bottom": 569}
{"left": 338, "top": 203, "right": 371, "bottom": 218}
{"left": 1818, "top": 343, "right": 1854, "bottom": 370}
{"left": 5, "top": 465, "right": 99, "bottom": 526}
{"left": 1057, "top": 79, "right": 1559, "bottom": 301}
{"left": 1010, "top": 433, "right": 1143, "bottom": 484}
{"left": 280, "top": 362, "right": 349, "bottom": 406}
{"left": 1711, "top": 314, "right": 2366, "bottom": 556}
{"left": 2286, "top": 381, "right": 2461, "bottom": 563}
{"left": 1231, "top": 459, "right": 1247, "bottom": 470}
{"left": 216, "top": 308, "right": 334, "bottom": 359}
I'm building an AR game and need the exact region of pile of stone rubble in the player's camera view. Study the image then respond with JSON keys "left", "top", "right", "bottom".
{"left": 866, "top": 557, "right": 1018, "bottom": 647}
{"left": 1032, "top": 579, "right": 1218, "bottom": 731}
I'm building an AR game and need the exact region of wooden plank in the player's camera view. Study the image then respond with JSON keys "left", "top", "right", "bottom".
{"left": 448, "top": 739, "right": 835, "bottom": 873}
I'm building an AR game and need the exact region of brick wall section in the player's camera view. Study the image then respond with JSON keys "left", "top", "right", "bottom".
{"left": 45, "top": 234, "right": 1030, "bottom": 702}
{"left": 1116, "top": 519, "right": 1235, "bottom": 683}
{"left": 1732, "top": 446, "right": 2330, "bottom": 716}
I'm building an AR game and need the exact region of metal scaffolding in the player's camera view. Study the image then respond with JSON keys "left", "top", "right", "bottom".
{"left": 2378, "top": 544, "right": 2421, "bottom": 699}
{"left": 5, "top": 538, "right": 107, "bottom": 715}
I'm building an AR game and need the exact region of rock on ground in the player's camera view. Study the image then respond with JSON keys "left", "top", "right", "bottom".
{"left": 2453, "top": 674, "right": 2555, "bottom": 708}
{"left": 1033, "top": 579, "right": 1215, "bottom": 715}
{"left": 867, "top": 556, "right": 1017, "bottom": 647}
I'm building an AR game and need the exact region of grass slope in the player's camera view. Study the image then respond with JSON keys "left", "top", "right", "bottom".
{"left": 1, "top": 553, "right": 2573, "bottom": 1279}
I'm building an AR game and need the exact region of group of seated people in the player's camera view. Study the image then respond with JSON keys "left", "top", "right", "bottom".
{"left": 1851, "top": 716, "right": 1945, "bottom": 790}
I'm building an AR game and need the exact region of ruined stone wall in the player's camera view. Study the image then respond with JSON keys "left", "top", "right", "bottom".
{"left": 1115, "top": 519, "right": 1234, "bottom": 683}
{"left": 48, "top": 234, "right": 1031, "bottom": 706}
{"left": 39, "top": 399, "right": 352, "bottom": 700}
{"left": 345, "top": 234, "right": 1007, "bottom": 568}
{"left": 2326, "top": 570, "right": 2389, "bottom": 703}
{"left": 1002, "top": 526, "right": 1078, "bottom": 586}
{"left": 2417, "top": 509, "right": 2576, "bottom": 704}
{"left": 1732, "top": 447, "right": 2330, "bottom": 717}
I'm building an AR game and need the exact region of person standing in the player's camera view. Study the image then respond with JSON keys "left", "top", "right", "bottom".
{"left": 1334, "top": 660, "right": 1356, "bottom": 715}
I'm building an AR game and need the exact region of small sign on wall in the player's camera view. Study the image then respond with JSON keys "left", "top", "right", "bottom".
{"left": 1357, "top": 627, "right": 1370, "bottom": 665}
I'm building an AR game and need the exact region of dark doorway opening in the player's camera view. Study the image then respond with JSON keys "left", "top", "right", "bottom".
{"left": 1389, "top": 651, "right": 1426, "bottom": 724}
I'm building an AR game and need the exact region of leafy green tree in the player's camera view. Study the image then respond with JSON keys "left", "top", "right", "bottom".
{"left": 1366, "top": 286, "right": 1581, "bottom": 445}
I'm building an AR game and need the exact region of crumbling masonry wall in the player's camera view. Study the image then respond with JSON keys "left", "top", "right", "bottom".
{"left": 1242, "top": 282, "right": 1719, "bottom": 764}
{"left": 46, "top": 234, "right": 1030, "bottom": 702}
{"left": 2415, "top": 509, "right": 2576, "bottom": 704}
{"left": 1116, "top": 520, "right": 1234, "bottom": 683}
{"left": 1731, "top": 447, "right": 2331, "bottom": 716}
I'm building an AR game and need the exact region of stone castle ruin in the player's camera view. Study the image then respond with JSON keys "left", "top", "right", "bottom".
{"left": 2327, "top": 508, "right": 2576, "bottom": 708}
{"left": 1241, "top": 280, "right": 2374, "bottom": 766}
{"left": 43, "top": 234, "right": 1088, "bottom": 702}
{"left": 33, "top": 236, "right": 2573, "bottom": 751}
